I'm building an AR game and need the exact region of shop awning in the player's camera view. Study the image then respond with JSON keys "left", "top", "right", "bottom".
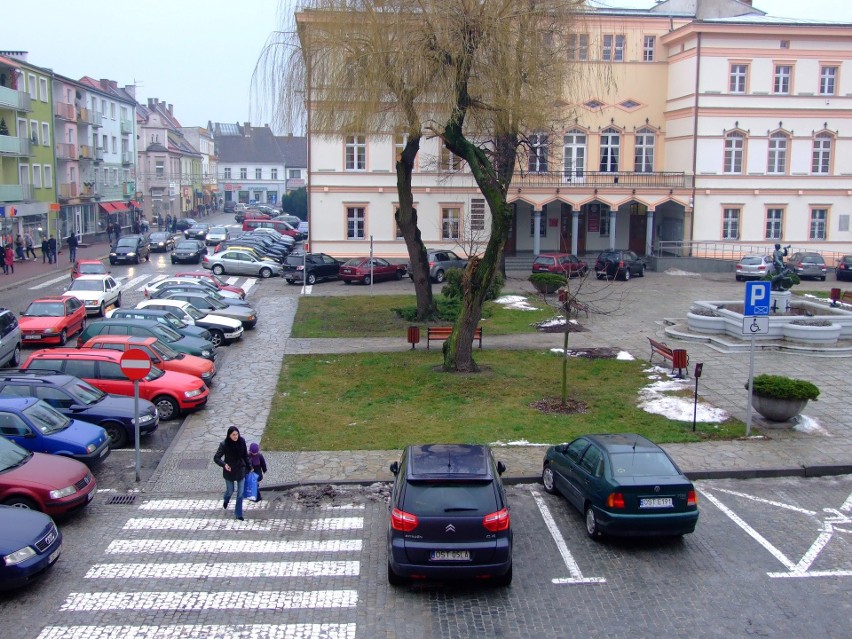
{"left": 99, "top": 202, "right": 116, "bottom": 213}
{"left": 129, "top": 200, "right": 141, "bottom": 208}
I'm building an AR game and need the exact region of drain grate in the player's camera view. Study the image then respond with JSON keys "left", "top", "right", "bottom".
{"left": 178, "top": 457, "right": 210, "bottom": 470}
{"left": 106, "top": 494, "right": 137, "bottom": 505}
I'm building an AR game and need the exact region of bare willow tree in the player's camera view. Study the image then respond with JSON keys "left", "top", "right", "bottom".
{"left": 262, "top": 0, "right": 592, "bottom": 370}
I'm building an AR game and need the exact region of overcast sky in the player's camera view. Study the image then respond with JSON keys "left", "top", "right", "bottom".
{"left": 1, "top": 1, "right": 850, "bottom": 135}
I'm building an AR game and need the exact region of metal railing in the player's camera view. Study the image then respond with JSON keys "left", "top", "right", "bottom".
{"left": 0, "top": 135, "right": 30, "bottom": 156}
{"left": 0, "top": 183, "right": 33, "bottom": 201}
{"left": 512, "top": 170, "right": 692, "bottom": 189}
{"left": 654, "top": 240, "right": 847, "bottom": 267}
{"left": 54, "top": 102, "right": 76, "bottom": 121}
{"left": 59, "top": 182, "right": 79, "bottom": 199}
{"left": 55, "top": 142, "right": 77, "bottom": 160}
{"left": 0, "top": 85, "right": 31, "bottom": 111}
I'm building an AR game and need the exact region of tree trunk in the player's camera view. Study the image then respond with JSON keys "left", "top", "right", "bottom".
{"left": 395, "top": 135, "right": 434, "bottom": 321}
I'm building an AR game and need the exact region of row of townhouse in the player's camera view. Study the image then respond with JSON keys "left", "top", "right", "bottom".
{"left": 300, "top": 0, "right": 852, "bottom": 265}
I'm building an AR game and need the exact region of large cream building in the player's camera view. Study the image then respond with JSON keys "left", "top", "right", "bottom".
{"left": 302, "top": 0, "right": 852, "bottom": 263}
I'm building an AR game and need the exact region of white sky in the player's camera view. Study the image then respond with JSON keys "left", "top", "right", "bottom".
{"left": 1, "top": 1, "right": 849, "bottom": 134}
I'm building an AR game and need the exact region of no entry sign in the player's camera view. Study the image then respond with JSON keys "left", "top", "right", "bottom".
{"left": 120, "top": 349, "right": 152, "bottom": 380}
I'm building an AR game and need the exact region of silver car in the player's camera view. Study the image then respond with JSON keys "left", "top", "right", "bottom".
{"left": 788, "top": 252, "right": 827, "bottom": 281}
{"left": 735, "top": 254, "right": 775, "bottom": 281}
{"left": 407, "top": 249, "right": 468, "bottom": 283}
{"left": 205, "top": 226, "right": 230, "bottom": 246}
{"left": 0, "top": 309, "right": 22, "bottom": 368}
{"left": 202, "top": 249, "right": 283, "bottom": 279}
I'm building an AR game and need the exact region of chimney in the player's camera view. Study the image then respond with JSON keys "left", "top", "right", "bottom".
{"left": 167, "top": 104, "right": 173, "bottom": 114}
{"left": 147, "top": 97, "right": 155, "bottom": 108}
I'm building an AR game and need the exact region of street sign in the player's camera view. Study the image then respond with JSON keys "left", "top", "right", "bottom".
{"left": 119, "top": 349, "right": 152, "bottom": 380}
{"left": 744, "top": 281, "right": 771, "bottom": 316}
{"left": 742, "top": 317, "right": 769, "bottom": 335}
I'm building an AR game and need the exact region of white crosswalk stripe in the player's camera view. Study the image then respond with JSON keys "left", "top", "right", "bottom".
{"left": 37, "top": 623, "right": 357, "bottom": 639}
{"left": 105, "top": 537, "right": 363, "bottom": 555}
{"left": 85, "top": 560, "right": 360, "bottom": 579}
{"left": 30, "top": 274, "right": 71, "bottom": 290}
{"left": 122, "top": 516, "right": 364, "bottom": 532}
{"left": 137, "top": 498, "right": 365, "bottom": 511}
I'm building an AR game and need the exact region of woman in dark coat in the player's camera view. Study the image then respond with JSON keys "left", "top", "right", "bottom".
{"left": 213, "top": 425, "right": 252, "bottom": 520}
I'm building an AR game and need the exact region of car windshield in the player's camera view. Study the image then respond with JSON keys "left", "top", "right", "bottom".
{"left": 205, "top": 296, "right": 227, "bottom": 310}
{"left": 69, "top": 280, "right": 103, "bottom": 292}
{"left": 116, "top": 238, "right": 137, "bottom": 248}
{"left": 79, "top": 264, "right": 105, "bottom": 274}
{"left": 740, "top": 256, "right": 764, "bottom": 265}
{"left": 144, "top": 366, "right": 166, "bottom": 382}
{"left": 23, "top": 400, "right": 72, "bottom": 434}
{"left": 176, "top": 241, "right": 198, "bottom": 250}
{"left": 150, "top": 233, "right": 168, "bottom": 241}
{"left": 63, "top": 379, "right": 106, "bottom": 405}
{"left": 0, "top": 437, "right": 31, "bottom": 471}
{"left": 163, "top": 313, "right": 189, "bottom": 329}
{"left": 343, "top": 259, "right": 364, "bottom": 267}
{"left": 149, "top": 339, "right": 180, "bottom": 360}
{"left": 210, "top": 227, "right": 227, "bottom": 234}
{"left": 152, "top": 324, "right": 183, "bottom": 342}
{"left": 610, "top": 452, "right": 680, "bottom": 477}
{"left": 401, "top": 481, "right": 497, "bottom": 516}
{"left": 24, "top": 301, "right": 65, "bottom": 316}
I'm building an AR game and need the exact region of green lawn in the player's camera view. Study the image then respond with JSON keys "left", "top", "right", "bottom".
{"left": 264, "top": 349, "right": 744, "bottom": 451}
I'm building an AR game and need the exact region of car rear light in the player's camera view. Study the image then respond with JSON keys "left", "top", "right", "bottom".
{"left": 391, "top": 508, "right": 418, "bottom": 532}
{"left": 687, "top": 490, "right": 698, "bottom": 507}
{"left": 618, "top": 261, "right": 625, "bottom": 267}
{"left": 482, "top": 507, "right": 510, "bottom": 532}
{"left": 758, "top": 265, "right": 766, "bottom": 271}
{"left": 606, "top": 492, "right": 625, "bottom": 509}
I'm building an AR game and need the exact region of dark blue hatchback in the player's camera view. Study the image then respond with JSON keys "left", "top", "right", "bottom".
{"left": 387, "top": 444, "right": 512, "bottom": 586}
{"left": 0, "top": 505, "right": 62, "bottom": 591}
{"left": 0, "top": 371, "right": 159, "bottom": 449}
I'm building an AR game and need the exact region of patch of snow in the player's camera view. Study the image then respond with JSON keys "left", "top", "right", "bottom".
{"left": 490, "top": 440, "right": 550, "bottom": 447}
{"left": 616, "top": 351, "right": 634, "bottom": 360}
{"left": 495, "top": 295, "right": 539, "bottom": 310}
{"left": 664, "top": 268, "right": 702, "bottom": 277}
{"left": 539, "top": 317, "right": 567, "bottom": 328}
{"left": 793, "top": 414, "right": 829, "bottom": 435}
{"left": 639, "top": 395, "right": 730, "bottom": 423}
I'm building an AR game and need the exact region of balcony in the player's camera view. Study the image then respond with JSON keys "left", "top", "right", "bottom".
{"left": 0, "top": 134, "right": 30, "bottom": 157}
{"left": 122, "top": 181, "right": 135, "bottom": 197}
{"left": 78, "top": 144, "right": 93, "bottom": 160}
{"left": 121, "top": 151, "right": 133, "bottom": 166}
{"left": 0, "top": 183, "right": 33, "bottom": 201}
{"left": 55, "top": 142, "right": 77, "bottom": 160}
{"left": 77, "top": 108, "right": 103, "bottom": 128}
{"left": 148, "top": 174, "right": 169, "bottom": 188}
{"left": 511, "top": 170, "right": 693, "bottom": 189}
{"left": 120, "top": 119, "right": 133, "bottom": 135}
{"left": 90, "top": 111, "right": 103, "bottom": 128}
{"left": 54, "top": 101, "right": 77, "bottom": 121}
{"left": 79, "top": 184, "right": 100, "bottom": 200}
{"left": 58, "top": 182, "right": 79, "bottom": 200}
{"left": 0, "top": 85, "right": 32, "bottom": 111}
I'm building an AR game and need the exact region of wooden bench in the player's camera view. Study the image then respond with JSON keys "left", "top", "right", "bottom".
{"left": 427, "top": 326, "right": 483, "bottom": 350}
{"left": 841, "top": 291, "right": 852, "bottom": 306}
{"left": 567, "top": 299, "right": 589, "bottom": 318}
{"left": 648, "top": 337, "right": 689, "bottom": 377}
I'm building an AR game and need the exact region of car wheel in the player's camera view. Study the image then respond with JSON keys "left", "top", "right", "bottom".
{"left": 387, "top": 563, "right": 407, "bottom": 586}
{"left": 9, "top": 344, "right": 21, "bottom": 367}
{"left": 622, "top": 269, "right": 631, "bottom": 281}
{"left": 585, "top": 504, "right": 602, "bottom": 540}
{"left": 171, "top": 257, "right": 176, "bottom": 264}
{"left": 638, "top": 265, "right": 645, "bottom": 277}
{"left": 212, "top": 264, "right": 225, "bottom": 275}
{"left": 286, "top": 279, "right": 295, "bottom": 285}
{"left": 343, "top": 279, "right": 351, "bottom": 285}
{"left": 103, "top": 421, "right": 128, "bottom": 448}
{"left": 208, "top": 330, "right": 225, "bottom": 348}
{"left": 3, "top": 496, "right": 38, "bottom": 510}
{"left": 736, "top": 275, "right": 743, "bottom": 282}
{"left": 492, "top": 566, "right": 513, "bottom": 587}
{"left": 395, "top": 270, "right": 403, "bottom": 280}
{"left": 306, "top": 273, "right": 317, "bottom": 285}
{"left": 135, "top": 256, "right": 140, "bottom": 264}
{"left": 115, "top": 293, "right": 121, "bottom": 308}
{"left": 820, "top": 276, "right": 826, "bottom": 281}
{"left": 259, "top": 267, "right": 273, "bottom": 279}
{"left": 154, "top": 395, "right": 180, "bottom": 421}
{"left": 146, "top": 253, "right": 150, "bottom": 262}
{"left": 58, "top": 329, "right": 68, "bottom": 346}
{"left": 364, "top": 275, "right": 372, "bottom": 285}
{"left": 434, "top": 269, "right": 445, "bottom": 283}
{"left": 99, "top": 302, "right": 106, "bottom": 317}
{"left": 542, "top": 465, "right": 558, "bottom": 495}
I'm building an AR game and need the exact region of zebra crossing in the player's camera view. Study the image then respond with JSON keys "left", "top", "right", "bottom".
{"left": 36, "top": 497, "right": 364, "bottom": 639}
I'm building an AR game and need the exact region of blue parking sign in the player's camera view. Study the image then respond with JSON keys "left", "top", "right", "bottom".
{"left": 744, "top": 281, "right": 771, "bottom": 316}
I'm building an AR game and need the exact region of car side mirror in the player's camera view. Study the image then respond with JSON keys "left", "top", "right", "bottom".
{"left": 496, "top": 461, "right": 507, "bottom": 475}
{"left": 389, "top": 461, "right": 399, "bottom": 475}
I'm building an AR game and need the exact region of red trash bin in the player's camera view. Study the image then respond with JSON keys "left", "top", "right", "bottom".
{"left": 407, "top": 326, "right": 421, "bottom": 350}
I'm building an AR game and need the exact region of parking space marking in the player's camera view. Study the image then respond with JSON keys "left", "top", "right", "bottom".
{"left": 85, "top": 560, "right": 360, "bottom": 580}
{"left": 29, "top": 274, "right": 72, "bottom": 290}
{"left": 242, "top": 277, "right": 258, "bottom": 294}
{"left": 105, "top": 538, "right": 363, "bottom": 555}
{"left": 37, "top": 623, "right": 357, "bottom": 639}
{"left": 529, "top": 488, "right": 606, "bottom": 585}
{"left": 135, "top": 273, "right": 167, "bottom": 291}
{"left": 122, "top": 516, "right": 364, "bottom": 532}
{"left": 707, "top": 487, "right": 817, "bottom": 516}
{"left": 59, "top": 589, "right": 358, "bottom": 612}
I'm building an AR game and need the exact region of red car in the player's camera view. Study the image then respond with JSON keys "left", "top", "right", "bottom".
{"left": 21, "top": 348, "right": 209, "bottom": 421}
{"left": 175, "top": 270, "right": 246, "bottom": 298}
{"left": 71, "top": 259, "right": 108, "bottom": 280}
{"left": 0, "top": 437, "right": 96, "bottom": 516}
{"left": 339, "top": 257, "right": 406, "bottom": 284}
{"left": 18, "top": 296, "right": 88, "bottom": 346}
{"left": 532, "top": 253, "right": 588, "bottom": 277}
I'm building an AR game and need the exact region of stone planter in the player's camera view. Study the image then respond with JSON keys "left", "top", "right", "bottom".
{"left": 752, "top": 394, "right": 809, "bottom": 422}
{"left": 781, "top": 322, "right": 841, "bottom": 345}
{"left": 686, "top": 311, "right": 726, "bottom": 334}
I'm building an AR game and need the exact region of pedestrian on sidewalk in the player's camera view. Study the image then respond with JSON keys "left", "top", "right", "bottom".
{"left": 0, "top": 246, "right": 6, "bottom": 275}
{"left": 41, "top": 237, "right": 49, "bottom": 264}
{"left": 248, "top": 443, "right": 268, "bottom": 502}
{"left": 14, "top": 235, "right": 24, "bottom": 262}
{"left": 4, "top": 245, "right": 13, "bottom": 275}
{"left": 24, "top": 232, "right": 37, "bottom": 260}
{"left": 213, "top": 426, "right": 251, "bottom": 521}
{"left": 47, "top": 236, "right": 57, "bottom": 264}
{"left": 66, "top": 232, "right": 78, "bottom": 263}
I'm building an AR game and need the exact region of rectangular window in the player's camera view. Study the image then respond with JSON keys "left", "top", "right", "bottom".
{"left": 29, "top": 120, "right": 38, "bottom": 144}
{"left": 528, "top": 134, "right": 548, "bottom": 172}
{"left": 730, "top": 64, "right": 748, "bottom": 93}
{"left": 43, "top": 165, "right": 51, "bottom": 188}
{"left": 643, "top": 36, "right": 656, "bottom": 62}
{"left": 110, "top": 102, "right": 116, "bottom": 119}
{"left": 442, "top": 207, "right": 461, "bottom": 240}
{"left": 240, "top": 168, "right": 247, "bottom": 179}
{"left": 100, "top": 99, "right": 106, "bottom": 114}
{"left": 224, "top": 167, "right": 231, "bottom": 179}
{"left": 28, "top": 74, "right": 36, "bottom": 99}
{"left": 634, "top": 129, "right": 655, "bottom": 173}
{"left": 765, "top": 209, "right": 783, "bottom": 240}
{"left": 602, "top": 35, "right": 625, "bottom": 62}
{"left": 599, "top": 209, "right": 610, "bottom": 237}
{"left": 271, "top": 168, "right": 278, "bottom": 180}
{"left": 810, "top": 209, "right": 827, "bottom": 240}
{"left": 773, "top": 65, "right": 791, "bottom": 94}
{"left": 530, "top": 211, "right": 547, "bottom": 237}
{"left": 470, "top": 199, "right": 486, "bottom": 232}
{"left": 767, "top": 135, "right": 788, "bottom": 174}
{"left": 155, "top": 160, "right": 164, "bottom": 177}
{"left": 111, "top": 136, "right": 117, "bottom": 154}
{"left": 722, "top": 208, "right": 740, "bottom": 240}
{"left": 812, "top": 135, "right": 832, "bottom": 174}
{"left": 255, "top": 168, "right": 262, "bottom": 180}
{"left": 41, "top": 122, "right": 49, "bottom": 146}
{"left": 345, "top": 135, "right": 366, "bottom": 171}
{"left": 439, "top": 144, "right": 465, "bottom": 171}
{"left": 819, "top": 66, "right": 837, "bottom": 95}
{"left": 32, "top": 165, "right": 42, "bottom": 188}
{"left": 567, "top": 33, "right": 589, "bottom": 61}
{"left": 288, "top": 169, "right": 300, "bottom": 179}
{"left": 347, "top": 206, "right": 366, "bottom": 239}
{"left": 724, "top": 134, "right": 744, "bottom": 174}
{"left": 101, "top": 134, "right": 108, "bottom": 150}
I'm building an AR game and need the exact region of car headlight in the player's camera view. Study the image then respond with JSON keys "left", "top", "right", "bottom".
{"left": 184, "top": 388, "right": 203, "bottom": 398}
{"left": 201, "top": 350, "right": 212, "bottom": 358}
{"left": 86, "top": 443, "right": 98, "bottom": 454}
{"left": 43, "top": 328, "right": 56, "bottom": 334}
{"left": 85, "top": 299, "right": 97, "bottom": 305}
{"left": 109, "top": 252, "right": 117, "bottom": 257}
{"left": 134, "top": 413, "right": 155, "bottom": 424}
{"left": 247, "top": 314, "right": 256, "bottom": 322}
{"left": 4, "top": 546, "right": 36, "bottom": 566}
{"left": 126, "top": 252, "right": 136, "bottom": 256}
{"left": 50, "top": 485, "right": 78, "bottom": 499}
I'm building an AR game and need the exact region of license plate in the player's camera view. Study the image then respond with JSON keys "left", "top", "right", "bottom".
{"left": 48, "top": 545, "right": 62, "bottom": 564}
{"left": 99, "top": 447, "right": 109, "bottom": 457}
{"left": 87, "top": 491, "right": 94, "bottom": 502}
{"left": 640, "top": 497, "right": 673, "bottom": 509}
{"left": 430, "top": 550, "right": 470, "bottom": 561}
{"left": 24, "top": 334, "right": 41, "bottom": 340}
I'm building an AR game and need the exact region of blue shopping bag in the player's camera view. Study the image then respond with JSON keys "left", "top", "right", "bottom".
{"left": 243, "top": 471, "right": 259, "bottom": 501}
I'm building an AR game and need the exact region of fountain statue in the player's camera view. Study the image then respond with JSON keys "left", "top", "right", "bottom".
{"left": 770, "top": 244, "right": 797, "bottom": 292}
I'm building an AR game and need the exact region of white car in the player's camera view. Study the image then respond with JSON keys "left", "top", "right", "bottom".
{"left": 62, "top": 275, "right": 122, "bottom": 316}
{"left": 135, "top": 299, "right": 244, "bottom": 345}
{"left": 205, "top": 226, "right": 230, "bottom": 246}
{"left": 143, "top": 277, "right": 242, "bottom": 300}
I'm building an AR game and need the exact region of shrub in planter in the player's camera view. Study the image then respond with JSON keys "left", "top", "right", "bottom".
{"left": 529, "top": 272, "right": 567, "bottom": 294}
{"left": 746, "top": 374, "right": 820, "bottom": 422}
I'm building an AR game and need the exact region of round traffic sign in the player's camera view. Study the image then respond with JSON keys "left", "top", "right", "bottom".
{"left": 120, "top": 348, "right": 152, "bottom": 381}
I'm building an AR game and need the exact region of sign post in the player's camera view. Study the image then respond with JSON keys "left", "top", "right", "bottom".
{"left": 743, "top": 281, "right": 771, "bottom": 436}
{"left": 120, "top": 349, "right": 152, "bottom": 482}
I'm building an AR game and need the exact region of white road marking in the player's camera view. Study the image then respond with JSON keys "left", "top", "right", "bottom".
{"left": 767, "top": 570, "right": 852, "bottom": 578}
{"left": 136, "top": 273, "right": 166, "bottom": 291}
{"left": 30, "top": 274, "right": 72, "bottom": 290}
{"left": 37, "top": 623, "right": 357, "bottom": 639}
{"left": 705, "top": 486, "right": 817, "bottom": 515}
{"left": 59, "top": 589, "right": 358, "bottom": 612}
{"left": 85, "top": 560, "right": 360, "bottom": 580}
{"left": 529, "top": 488, "right": 606, "bottom": 585}
{"left": 225, "top": 276, "right": 239, "bottom": 285}
{"left": 241, "top": 277, "right": 258, "bottom": 294}
{"left": 137, "top": 499, "right": 363, "bottom": 511}
{"left": 793, "top": 531, "right": 834, "bottom": 573}
{"left": 123, "top": 274, "right": 153, "bottom": 290}
{"left": 122, "top": 516, "right": 364, "bottom": 532}
{"left": 840, "top": 490, "right": 852, "bottom": 512}
{"left": 105, "top": 538, "right": 362, "bottom": 555}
